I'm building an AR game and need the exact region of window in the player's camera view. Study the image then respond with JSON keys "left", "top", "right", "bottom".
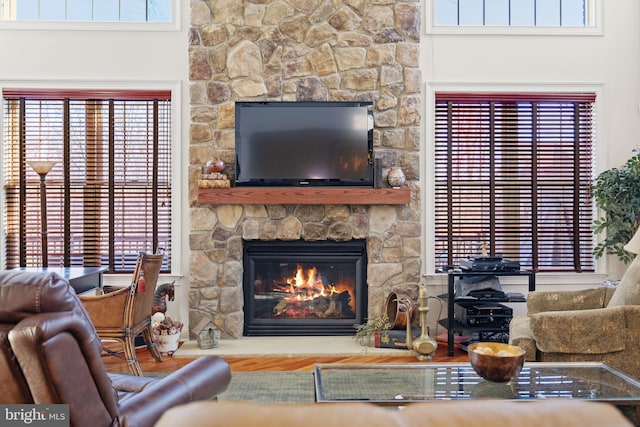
{"left": 2, "top": 89, "right": 172, "bottom": 273}
{"left": 433, "top": 0, "right": 588, "bottom": 27}
{"left": 434, "top": 92, "right": 595, "bottom": 273}
{"left": 1, "top": 0, "right": 171, "bottom": 22}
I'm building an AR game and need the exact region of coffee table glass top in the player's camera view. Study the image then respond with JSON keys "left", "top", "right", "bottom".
{"left": 314, "top": 362, "right": 640, "bottom": 405}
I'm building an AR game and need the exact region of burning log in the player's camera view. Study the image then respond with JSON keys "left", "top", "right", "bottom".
{"left": 322, "top": 298, "right": 337, "bottom": 317}
{"left": 271, "top": 289, "right": 354, "bottom": 319}
{"left": 273, "top": 298, "right": 288, "bottom": 314}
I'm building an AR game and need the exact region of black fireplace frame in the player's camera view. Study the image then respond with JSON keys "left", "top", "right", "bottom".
{"left": 243, "top": 239, "right": 368, "bottom": 336}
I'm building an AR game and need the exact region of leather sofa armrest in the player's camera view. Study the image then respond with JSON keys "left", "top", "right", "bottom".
{"left": 155, "top": 400, "right": 634, "bottom": 427}
{"left": 117, "top": 355, "right": 231, "bottom": 427}
{"left": 527, "top": 287, "right": 608, "bottom": 315}
{"left": 108, "top": 372, "right": 158, "bottom": 394}
{"left": 530, "top": 306, "right": 626, "bottom": 354}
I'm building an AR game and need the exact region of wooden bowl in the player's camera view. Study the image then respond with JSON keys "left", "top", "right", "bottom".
{"left": 468, "top": 342, "right": 525, "bottom": 383}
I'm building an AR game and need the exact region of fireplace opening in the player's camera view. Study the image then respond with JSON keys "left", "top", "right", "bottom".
{"left": 243, "top": 240, "right": 367, "bottom": 336}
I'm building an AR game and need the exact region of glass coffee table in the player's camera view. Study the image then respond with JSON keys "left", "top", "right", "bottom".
{"left": 314, "top": 362, "right": 640, "bottom": 408}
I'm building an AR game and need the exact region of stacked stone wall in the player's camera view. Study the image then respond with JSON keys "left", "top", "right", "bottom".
{"left": 189, "top": 0, "right": 422, "bottom": 338}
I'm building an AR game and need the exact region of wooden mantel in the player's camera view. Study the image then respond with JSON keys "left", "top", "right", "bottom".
{"left": 197, "top": 187, "right": 411, "bottom": 205}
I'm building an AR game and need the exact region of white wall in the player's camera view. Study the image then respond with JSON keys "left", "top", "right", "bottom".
{"left": 421, "top": 0, "right": 640, "bottom": 283}
{"left": 1, "top": 1, "right": 639, "bottom": 328}
{"left": 0, "top": 2, "right": 192, "bottom": 325}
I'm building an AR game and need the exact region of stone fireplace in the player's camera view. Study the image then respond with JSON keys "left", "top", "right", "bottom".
{"left": 189, "top": 202, "right": 421, "bottom": 339}
{"left": 243, "top": 239, "right": 367, "bottom": 336}
{"left": 188, "top": 0, "right": 422, "bottom": 339}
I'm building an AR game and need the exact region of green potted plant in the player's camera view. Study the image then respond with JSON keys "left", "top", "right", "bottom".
{"left": 592, "top": 149, "right": 640, "bottom": 264}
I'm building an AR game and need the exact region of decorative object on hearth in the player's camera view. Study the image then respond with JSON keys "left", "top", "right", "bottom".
{"left": 468, "top": 342, "right": 525, "bottom": 383}
{"left": 27, "top": 160, "right": 58, "bottom": 267}
{"left": 152, "top": 281, "right": 175, "bottom": 315}
{"left": 401, "top": 284, "right": 437, "bottom": 360}
{"left": 385, "top": 291, "right": 415, "bottom": 329}
{"left": 592, "top": 149, "right": 640, "bottom": 264}
{"left": 387, "top": 166, "right": 406, "bottom": 187}
{"left": 353, "top": 313, "right": 392, "bottom": 347}
{"left": 193, "top": 318, "right": 221, "bottom": 350}
{"left": 152, "top": 312, "right": 183, "bottom": 355}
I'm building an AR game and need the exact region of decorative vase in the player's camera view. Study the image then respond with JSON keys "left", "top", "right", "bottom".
{"left": 206, "top": 157, "right": 225, "bottom": 173}
{"left": 154, "top": 331, "right": 181, "bottom": 355}
{"left": 387, "top": 167, "right": 406, "bottom": 187}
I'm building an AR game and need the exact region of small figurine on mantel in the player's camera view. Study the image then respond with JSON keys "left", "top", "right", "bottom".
{"left": 199, "top": 156, "right": 231, "bottom": 189}
{"left": 206, "top": 157, "right": 225, "bottom": 173}
{"left": 387, "top": 167, "right": 406, "bottom": 188}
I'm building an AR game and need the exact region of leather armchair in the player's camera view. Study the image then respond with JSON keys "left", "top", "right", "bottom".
{"left": 509, "top": 254, "right": 640, "bottom": 379}
{"left": 0, "top": 270, "right": 231, "bottom": 427}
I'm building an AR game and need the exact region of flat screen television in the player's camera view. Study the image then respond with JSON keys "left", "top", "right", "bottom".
{"left": 234, "top": 101, "right": 374, "bottom": 187}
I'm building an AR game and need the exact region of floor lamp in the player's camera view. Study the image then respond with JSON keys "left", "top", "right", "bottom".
{"left": 28, "top": 161, "right": 58, "bottom": 267}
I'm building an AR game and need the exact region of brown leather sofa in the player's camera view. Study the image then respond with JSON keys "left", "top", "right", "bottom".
{"left": 155, "top": 399, "right": 633, "bottom": 427}
{"left": 0, "top": 270, "right": 231, "bottom": 427}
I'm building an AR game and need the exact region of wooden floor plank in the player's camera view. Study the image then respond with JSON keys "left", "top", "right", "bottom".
{"left": 102, "top": 342, "right": 469, "bottom": 373}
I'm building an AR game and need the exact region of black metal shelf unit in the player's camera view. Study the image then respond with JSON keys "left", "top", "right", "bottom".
{"left": 441, "top": 270, "right": 535, "bottom": 357}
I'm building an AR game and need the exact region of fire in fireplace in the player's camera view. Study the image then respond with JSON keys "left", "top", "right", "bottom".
{"left": 243, "top": 240, "right": 367, "bottom": 336}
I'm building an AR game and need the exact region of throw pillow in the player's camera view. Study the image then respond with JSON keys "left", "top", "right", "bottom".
{"left": 607, "top": 255, "right": 640, "bottom": 307}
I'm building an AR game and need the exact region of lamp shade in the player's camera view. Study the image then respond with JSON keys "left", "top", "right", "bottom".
{"left": 28, "top": 160, "right": 57, "bottom": 175}
{"left": 623, "top": 225, "right": 640, "bottom": 255}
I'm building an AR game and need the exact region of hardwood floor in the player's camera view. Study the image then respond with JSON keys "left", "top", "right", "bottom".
{"left": 102, "top": 342, "right": 470, "bottom": 373}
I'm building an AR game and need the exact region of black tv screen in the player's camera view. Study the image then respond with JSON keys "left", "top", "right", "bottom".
{"left": 234, "top": 101, "right": 374, "bottom": 187}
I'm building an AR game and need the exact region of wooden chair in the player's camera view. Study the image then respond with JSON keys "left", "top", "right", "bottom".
{"left": 79, "top": 251, "right": 165, "bottom": 376}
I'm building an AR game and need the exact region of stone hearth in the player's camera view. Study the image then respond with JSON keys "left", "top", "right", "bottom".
{"left": 173, "top": 336, "right": 412, "bottom": 358}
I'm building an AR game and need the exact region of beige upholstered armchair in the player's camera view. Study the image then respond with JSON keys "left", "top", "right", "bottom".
{"left": 509, "top": 228, "right": 640, "bottom": 379}
{"left": 80, "top": 251, "right": 164, "bottom": 375}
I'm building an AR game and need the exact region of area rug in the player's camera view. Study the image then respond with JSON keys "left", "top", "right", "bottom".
{"left": 144, "top": 370, "right": 640, "bottom": 425}
{"left": 218, "top": 371, "right": 315, "bottom": 403}
{"left": 141, "top": 371, "right": 315, "bottom": 403}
